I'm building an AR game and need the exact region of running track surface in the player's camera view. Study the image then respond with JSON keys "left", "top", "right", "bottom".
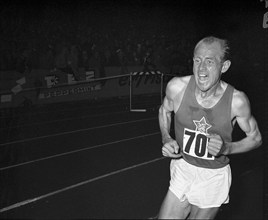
{"left": 0, "top": 94, "right": 265, "bottom": 219}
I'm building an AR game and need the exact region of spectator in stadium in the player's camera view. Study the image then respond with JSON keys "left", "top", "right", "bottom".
{"left": 67, "top": 44, "right": 80, "bottom": 80}
{"left": 142, "top": 46, "right": 156, "bottom": 72}
{"left": 158, "top": 36, "right": 262, "bottom": 219}
{"left": 88, "top": 49, "right": 105, "bottom": 79}
{"left": 116, "top": 48, "right": 129, "bottom": 75}
{"left": 54, "top": 42, "right": 79, "bottom": 81}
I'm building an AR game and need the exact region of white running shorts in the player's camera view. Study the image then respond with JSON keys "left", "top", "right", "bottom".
{"left": 169, "top": 158, "right": 232, "bottom": 208}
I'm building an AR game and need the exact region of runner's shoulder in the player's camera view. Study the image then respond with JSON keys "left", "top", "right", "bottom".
{"left": 232, "top": 88, "right": 251, "bottom": 115}
{"left": 166, "top": 75, "right": 191, "bottom": 98}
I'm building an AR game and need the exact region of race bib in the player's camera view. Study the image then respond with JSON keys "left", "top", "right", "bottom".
{"left": 183, "top": 128, "right": 214, "bottom": 160}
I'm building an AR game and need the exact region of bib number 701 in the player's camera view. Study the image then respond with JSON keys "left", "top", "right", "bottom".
{"left": 183, "top": 128, "right": 214, "bottom": 160}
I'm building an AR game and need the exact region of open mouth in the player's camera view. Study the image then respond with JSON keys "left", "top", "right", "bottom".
{"left": 198, "top": 74, "right": 208, "bottom": 82}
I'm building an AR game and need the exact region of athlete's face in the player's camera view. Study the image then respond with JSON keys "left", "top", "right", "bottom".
{"left": 193, "top": 42, "right": 225, "bottom": 93}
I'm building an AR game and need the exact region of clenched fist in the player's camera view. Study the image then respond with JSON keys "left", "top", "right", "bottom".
{"left": 162, "top": 139, "right": 182, "bottom": 158}
{"left": 207, "top": 133, "right": 227, "bottom": 156}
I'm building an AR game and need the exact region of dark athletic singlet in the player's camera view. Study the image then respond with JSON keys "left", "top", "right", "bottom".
{"left": 175, "top": 76, "right": 234, "bottom": 169}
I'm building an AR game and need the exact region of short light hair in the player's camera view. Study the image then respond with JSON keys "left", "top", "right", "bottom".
{"left": 194, "top": 36, "right": 230, "bottom": 62}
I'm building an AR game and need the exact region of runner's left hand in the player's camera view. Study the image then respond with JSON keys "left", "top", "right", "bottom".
{"left": 207, "top": 133, "right": 225, "bottom": 156}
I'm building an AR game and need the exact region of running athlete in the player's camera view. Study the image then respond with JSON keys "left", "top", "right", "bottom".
{"left": 158, "top": 36, "right": 262, "bottom": 219}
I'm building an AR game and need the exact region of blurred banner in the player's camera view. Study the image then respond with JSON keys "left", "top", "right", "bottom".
{"left": 0, "top": 66, "right": 175, "bottom": 108}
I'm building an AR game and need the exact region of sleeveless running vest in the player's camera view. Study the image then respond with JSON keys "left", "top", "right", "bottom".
{"left": 175, "top": 76, "right": 234, "bottom": 169}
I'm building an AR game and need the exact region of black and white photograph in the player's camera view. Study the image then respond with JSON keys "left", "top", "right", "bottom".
{"left": 0, "top": 0, "right": 267, "bottom": 219}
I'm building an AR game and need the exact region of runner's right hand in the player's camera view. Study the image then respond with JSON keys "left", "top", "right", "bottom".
{"left": 162, "top": 139, "right": 181, "bottom": 158}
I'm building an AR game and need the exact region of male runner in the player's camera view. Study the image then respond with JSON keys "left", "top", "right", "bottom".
{"left": 158, "top": 36, "right": 262, "bottom": 219}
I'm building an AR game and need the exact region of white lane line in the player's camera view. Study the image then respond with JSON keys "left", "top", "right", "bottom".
{"left": 0, "top": 156, "right": 166, "bottom": 213}
{"left": 0, "top": 132, "right": 160, "bottom": 171}
{"left": 2, "top": 110, "right": 130, "bottom": 129}
{"left": 0, "top": 117, "right": 157, "bottom": 146}
{"left": 239, "top": 167, "right": 262, "bottom": 177}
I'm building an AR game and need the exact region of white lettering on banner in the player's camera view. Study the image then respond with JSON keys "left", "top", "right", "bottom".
{"left": 16, "top": 77, "right": 26, "bottom": 85}
{"left": 260, "top": 0, "right": 268, "bottom": 28}
{"left": 1, "top": 94, "right": 12, "bottom": 103}
{"left": 42, "top": 84, "right": 101, "bottom": 99}
{"left": 11, "top": 76, "right": 27, "bottom": 94}
{"left": 86, "top": 70, "right": 95, "bottom": 81}
{"left": 263, "top": 12, "right": 268, "bottom": 28}
{"left": 261, "top": 0, "right": 268, "bottom": 8}
{"left": 68, "top": 74, "right": 77, "bottom": 84}
{"left": 45, "top": 75, "right": 59, "bottom": 88}
{"left": 11, "top": 84, "right": 22, "bottom": 94}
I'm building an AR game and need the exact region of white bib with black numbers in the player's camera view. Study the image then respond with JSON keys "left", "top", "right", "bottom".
{"left": 182, "top": 116, "right": 214, "bottom": 160}
{"left": 183, "top": 128, "right": 214, "bottom": 160}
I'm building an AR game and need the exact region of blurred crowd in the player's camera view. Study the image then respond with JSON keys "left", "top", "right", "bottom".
{"left": 0, "top": 3, "right": 196, "bottom": 77}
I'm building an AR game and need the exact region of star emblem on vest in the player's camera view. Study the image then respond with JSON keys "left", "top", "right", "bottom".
{"left": 193, "top": 116, "right": 211, "bottom": 134}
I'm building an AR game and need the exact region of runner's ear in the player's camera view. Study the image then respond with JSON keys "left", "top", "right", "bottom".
{"left": 221, "top": 60, "right": 231, "bottom": 73}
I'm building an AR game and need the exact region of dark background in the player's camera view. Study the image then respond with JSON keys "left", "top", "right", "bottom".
{"left": 0, "top": 0, "right": 266, "bottom": 82}
{"left": 0, "top": 0, "right": 267, "bottom": 218}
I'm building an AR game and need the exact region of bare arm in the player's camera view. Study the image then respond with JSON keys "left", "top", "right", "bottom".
{"left": 159, "top": 90, "right": 180, "bottom": 158}
{"left": 159, "top": 77, "right": 189, "bottom": 158}
{"left": 159, "top": 96, "right": 173, "bottom": 144}
{"left": 223, "top": 90, "right": 262, "bottom": 155}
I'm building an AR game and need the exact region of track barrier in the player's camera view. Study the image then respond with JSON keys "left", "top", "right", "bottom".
{"left": 0, "top": 70, "right": 177, "bottom": 111}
